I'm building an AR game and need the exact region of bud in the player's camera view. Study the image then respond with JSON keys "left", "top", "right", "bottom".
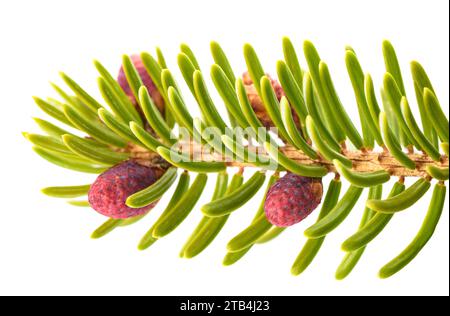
{"left": 243, "top": 72, "right": 300, "bottom": 129}
{"left": 88, "top": 160, "right": 160, "bottom": 219}
{"left": 117, "top": 55, "right": 165, "bottom": 114}
{"left": 264, "top": 173, "right": 323, "bottom": 227}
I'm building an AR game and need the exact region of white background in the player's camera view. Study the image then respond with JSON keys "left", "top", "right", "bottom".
{"left": 0, "top": 0, "right": 448, "bottom": 296}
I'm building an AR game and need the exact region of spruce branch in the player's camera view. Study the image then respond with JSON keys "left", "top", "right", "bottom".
{"left": 25, "top": 38, "right": 449, "bottom": 279}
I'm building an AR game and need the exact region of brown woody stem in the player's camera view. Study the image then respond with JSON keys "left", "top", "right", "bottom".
{"left": 127, "top": 142, "right": 448, "bottom": 178}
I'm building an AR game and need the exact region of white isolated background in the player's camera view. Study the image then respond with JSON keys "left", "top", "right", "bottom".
{"left": 0, "top": 0, "right": 448, "bottom": 296}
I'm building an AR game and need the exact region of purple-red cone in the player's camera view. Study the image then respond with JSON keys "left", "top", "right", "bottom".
{"left": 264, "top": 173, "right": 323, "bottom": 227}
{"left": 88, "top": 160, "right": 160, "bottom": 219}
{"left": 117, "top": 55, "right": 165, "bottom": 113}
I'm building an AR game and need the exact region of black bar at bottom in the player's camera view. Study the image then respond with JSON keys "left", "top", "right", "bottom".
{"left": 159, "top": 296, "right": 293, "bottom": 314}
